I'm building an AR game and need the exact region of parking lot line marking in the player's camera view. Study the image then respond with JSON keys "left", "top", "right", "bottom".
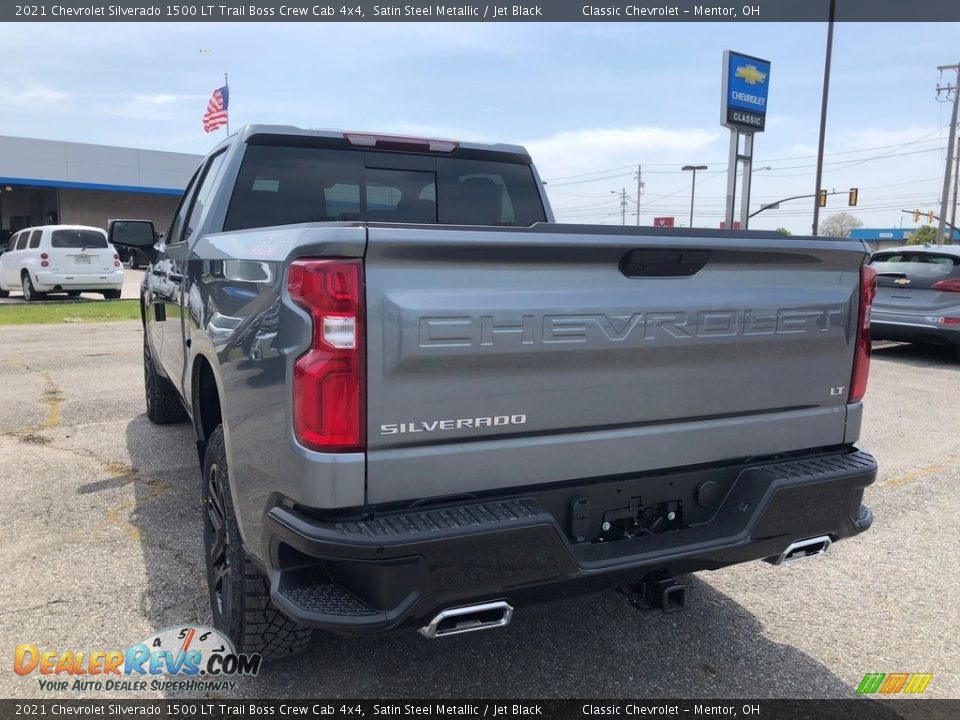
{"left": 0, "top": 359, "right": 63, "bottom": 432}
{"left": 884, "top": 454, "right": 960, "bottom": 488}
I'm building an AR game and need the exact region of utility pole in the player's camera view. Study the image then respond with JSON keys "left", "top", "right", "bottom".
{"left": 951, "top": 135, "right": 959, "bottom": 242}
{"left": 682, "top": 165, "right": 708, "bottom": 228}
{"left": 811, "top": 0, "right": 837, "bottom": 236}
{"left": 635, "top": 165, "right": 643, "bottom": 226}
{"left": 611, "top": 188, "right": 627, "bottom": 225}
{"left": 936, "top": 63, "right": 960, "bottom": 245}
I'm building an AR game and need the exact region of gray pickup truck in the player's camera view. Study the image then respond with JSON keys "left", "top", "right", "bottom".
{"left": 109, "top": 125, "right": 877, "bottom": 658}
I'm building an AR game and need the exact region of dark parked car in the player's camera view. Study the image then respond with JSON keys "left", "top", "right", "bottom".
{"left": 868, "top": 244, "right": 960, "bottom": 356}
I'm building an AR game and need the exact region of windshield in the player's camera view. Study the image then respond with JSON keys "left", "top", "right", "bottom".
{"left": 870, "top": 252, "right": 960, "bottom": 276}
{"left": 224, "top": 145, "right": 547, "bottom": 231}
{"left": 51, "top": 229, "right": 109, "bottom": 249}
{"left": 869, "top": 251, "right": 960, "bottom": 289}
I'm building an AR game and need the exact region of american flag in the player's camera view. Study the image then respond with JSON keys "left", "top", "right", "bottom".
{"left": 202, "top": 85, "right": 229, "bottom": 133}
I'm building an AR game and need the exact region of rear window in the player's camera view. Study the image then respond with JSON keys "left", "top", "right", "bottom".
{"left": 869, "top": 252, "right": 960, "bottom": 280}
{"left": 50, "top": 229, "right": 108, "bottom": 249}
{"left": 223, "top": 145, "right": 546, "bottom": 231}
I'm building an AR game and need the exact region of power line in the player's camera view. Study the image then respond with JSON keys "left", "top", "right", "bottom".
{"left": 541, "top": 126, "right": 950, "bottom": 186}
{"left": 546, "top": 145, "right": 944, "bottom": 188}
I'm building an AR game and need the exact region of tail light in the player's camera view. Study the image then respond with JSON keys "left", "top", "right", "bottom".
{"left": 287, "top": 259, "right": 364, "bottom": 451}
{"left": 114, "top": 260, "right": 121, "bottom": 267}
{"left": 849, "top": 264, "right": 877, "bottom": 403}
{"left": 40, "top": 252, "right": 48, "bottom": 260}
{"left": 41, "top": 260, "right": 49, "bottom": 267}
{"left": 113, "top": 253, "right": 120, "bottom": 260}
{"left": 932, "top": 277, "right": 960, "bottom": 292}
{"left": 343, "top": 131, "right": 458, "bottom": 153}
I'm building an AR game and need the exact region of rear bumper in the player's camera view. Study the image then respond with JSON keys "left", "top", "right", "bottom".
{"left": 871, "top": 318, "right": 960, "bottom": 346}
{"left": 35, "top": 269, "right": 124, "bottom": 291}
{"left": 262, "top": 448, "right": 877, "bottom": 634}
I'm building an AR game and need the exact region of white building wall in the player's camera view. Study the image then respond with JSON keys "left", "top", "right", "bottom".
{"left": 0, "top": 135, "right": 201, "bottom": 192}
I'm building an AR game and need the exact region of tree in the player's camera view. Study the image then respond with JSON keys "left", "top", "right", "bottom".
{"left": 775, "top": 227, "right": 792, "bottom": 236}
{"left": 818, "top": 212, "right": 863, "bottom": 238}
{"left": 906, "top": 225, "right": 936, "bottom": 245}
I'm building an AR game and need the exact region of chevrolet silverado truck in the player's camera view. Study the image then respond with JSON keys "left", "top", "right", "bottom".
{"left": 109, "top": 126, "right": 878, "bottom": 658}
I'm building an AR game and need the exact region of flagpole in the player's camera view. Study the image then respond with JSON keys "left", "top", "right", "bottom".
{"left": 224, "top": 72, "right": 230, "bottom": 134}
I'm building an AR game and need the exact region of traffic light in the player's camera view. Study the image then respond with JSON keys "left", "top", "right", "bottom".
{"left": 848, "top": 188, "right": 858, "bottom": 207}
{"left": 914, "top": 209, "right": 922, "bottom": 222}
{"left": 818, "top": 190, "right": 827, "bottom": 208}
{"left": 928, "top": 211, "right": 936, "bottom": 223}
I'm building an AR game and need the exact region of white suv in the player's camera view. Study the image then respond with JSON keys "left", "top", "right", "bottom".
{"left": 0, "top": 225, "right": 125, "bottom": 301}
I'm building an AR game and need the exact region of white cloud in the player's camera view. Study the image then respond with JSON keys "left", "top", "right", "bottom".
{"left": 0, "top": 82, "right": 68, "bottom": 109}
{"left": 97, "top": 93, "right": 207, "bottom": 121}
{"left": 518, "top": 126, "right": 724, "bottom": 225}
{"left": 525, "top": 126, "right": 722, "bottom": 182}
{"left": 783, "top": 143, "right": 820, "bottom": 157}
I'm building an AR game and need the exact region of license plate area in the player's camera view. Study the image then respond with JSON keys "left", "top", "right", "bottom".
{"left": 598, "top": 497, "right": 683, "bottom": 542}
{"left": 562, "top": 467, "right": 738, "bottom": 545}
{"left": 73, "top": 255, "right": 92, "bottom": 265}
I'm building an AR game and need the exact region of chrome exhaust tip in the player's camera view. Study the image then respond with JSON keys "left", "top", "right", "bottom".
{"left": 419, "top": 601, "right": 514, "bottom": 639}
{"left": 774, "top": 535, "right": 832, "bottom": 565}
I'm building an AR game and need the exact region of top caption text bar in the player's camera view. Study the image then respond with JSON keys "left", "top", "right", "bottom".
{"left": 6, "top": 0, "right": 960, "bottom": 22}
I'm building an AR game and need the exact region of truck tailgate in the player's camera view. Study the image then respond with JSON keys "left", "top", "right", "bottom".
{"left": 364, "top": 225, "right": 868, "bottom": 505}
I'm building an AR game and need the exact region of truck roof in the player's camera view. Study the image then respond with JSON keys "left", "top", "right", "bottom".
{"left": 872, "top": 243, "right": 960, "bottom": 256}
{"left": 234, "top": 124, "right": 531, "bottom": 162}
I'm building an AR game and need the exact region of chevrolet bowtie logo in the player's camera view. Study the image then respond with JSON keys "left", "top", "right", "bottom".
{"left": 735, "top": 64, "right": 767, "bottom": 85}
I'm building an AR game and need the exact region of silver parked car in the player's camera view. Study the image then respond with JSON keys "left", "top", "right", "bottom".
{"left": 869, "top": 244, "right": 960, "bottom": 355}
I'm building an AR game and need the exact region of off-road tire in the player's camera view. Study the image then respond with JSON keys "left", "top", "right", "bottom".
{"left": 21, "top": 273, "right": 45, "bottom": 302}
{"left": 143, "top": 333, "right": 187, "bottom": 424}
{"left": 202, "top": 426, "right": 313, "bottom": 658}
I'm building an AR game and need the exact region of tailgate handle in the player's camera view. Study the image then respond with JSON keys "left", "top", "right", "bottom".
{"left": 620, "top": 249, "right": 711, "bottom": 278}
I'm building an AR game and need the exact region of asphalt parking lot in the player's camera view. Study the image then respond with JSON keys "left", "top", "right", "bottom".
{"left": 0, "top": 324, "right": 958, "bottom": 700}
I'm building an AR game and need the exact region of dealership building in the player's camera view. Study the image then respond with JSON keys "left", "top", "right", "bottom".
{"left": 850, "top": 227, "right": 960, "bottom": 251}
{"left": 0, "top": 135, "right": 201, "bottom": 246}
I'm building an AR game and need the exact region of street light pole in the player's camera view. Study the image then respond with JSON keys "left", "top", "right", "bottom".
{"left": 682, "top": 165, "right": 708, "bottom": 228}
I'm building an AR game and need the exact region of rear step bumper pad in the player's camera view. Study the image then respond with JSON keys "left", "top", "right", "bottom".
{"left": 263, "top": 449, "right": 876, "bottom": 633}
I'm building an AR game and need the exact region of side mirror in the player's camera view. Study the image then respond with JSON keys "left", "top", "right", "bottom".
{"left": 108, "top": 219, "right": 158, "bottom": 264}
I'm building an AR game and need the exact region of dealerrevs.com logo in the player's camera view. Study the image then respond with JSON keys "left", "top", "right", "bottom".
{"left": 14, "top": 625, "right": 261, "bottom": 692}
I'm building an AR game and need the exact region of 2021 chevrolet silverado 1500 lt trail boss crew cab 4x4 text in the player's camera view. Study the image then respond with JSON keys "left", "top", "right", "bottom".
{"left": 109, "top": 126, "right": 877, "bottom": 657}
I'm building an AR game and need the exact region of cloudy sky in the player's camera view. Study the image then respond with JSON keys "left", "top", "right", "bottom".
{"left": 2, "top": 21, "right": 958, "bottom": 234}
